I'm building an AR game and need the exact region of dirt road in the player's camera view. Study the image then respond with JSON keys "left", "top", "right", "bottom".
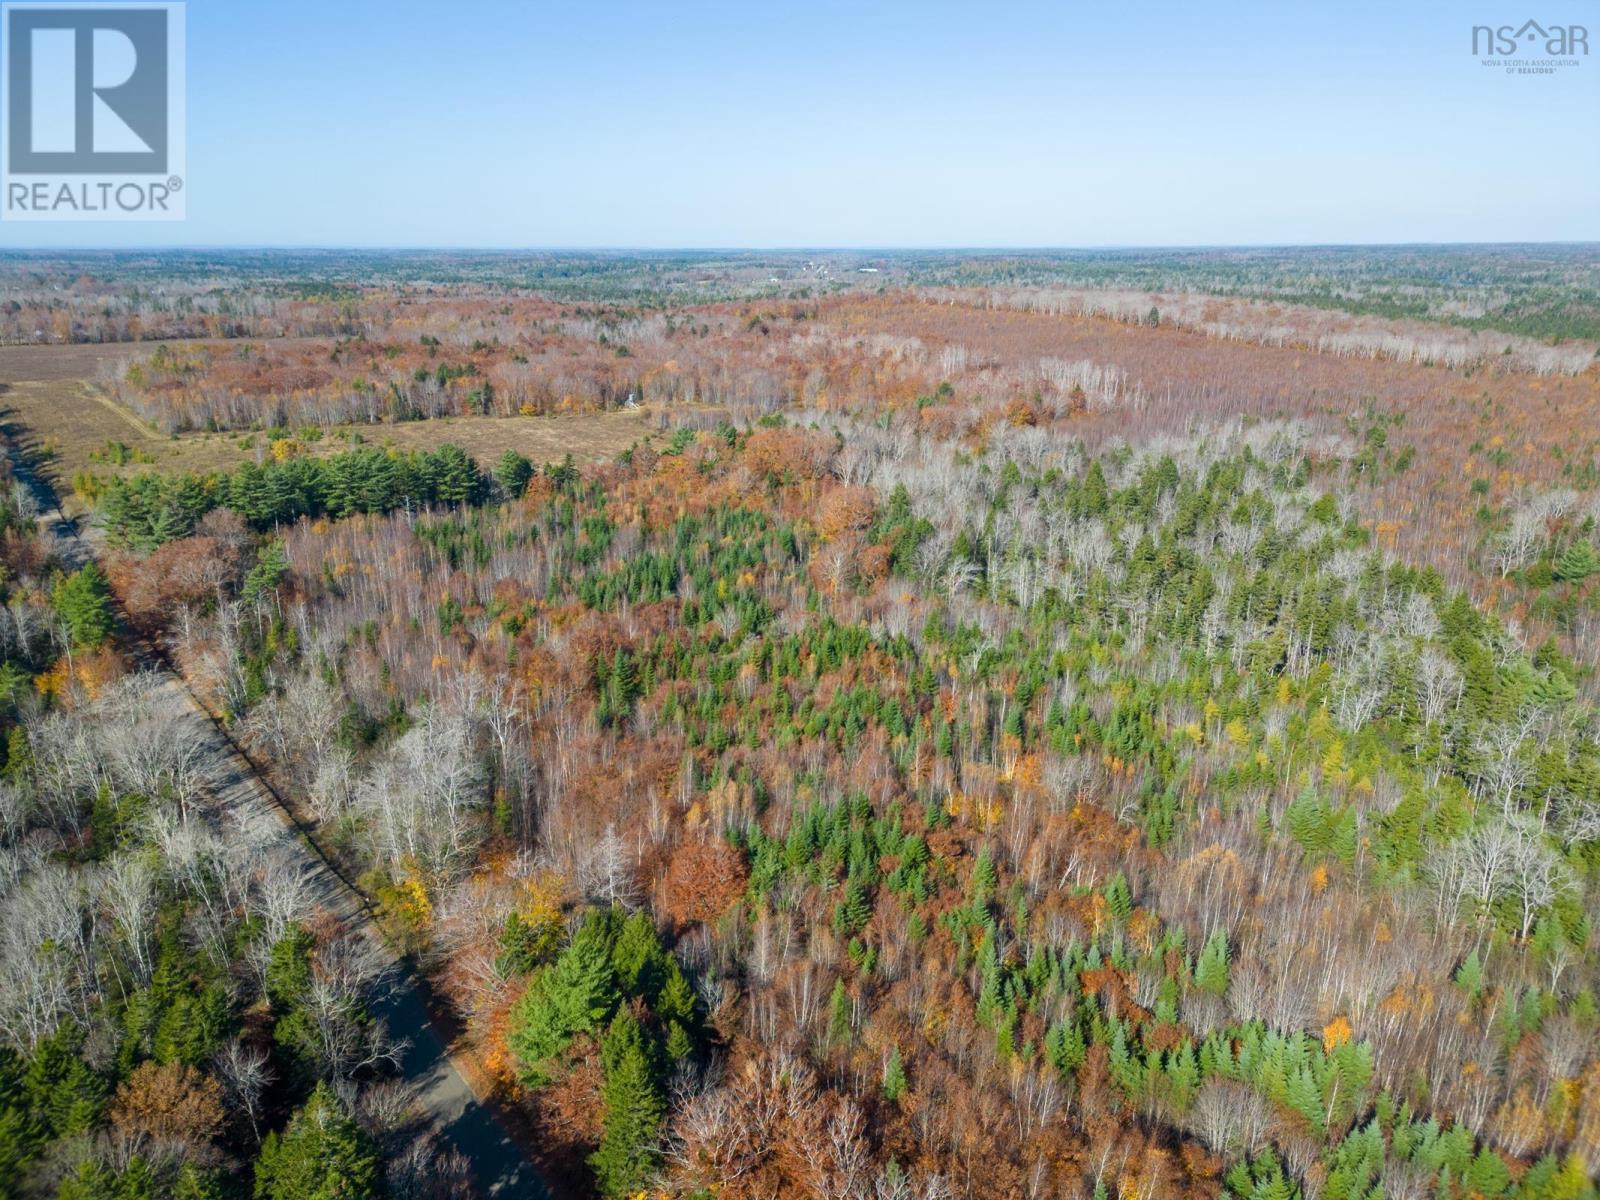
{"left": 1, "top": 399, "right": 549, "bottom": 1198}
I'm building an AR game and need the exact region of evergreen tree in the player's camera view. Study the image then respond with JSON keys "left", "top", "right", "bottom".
{"left": 1166, "top": 1041, "right": 1200, "bottom": 1111}
{"left": 2, "top": 727, "right": 30, "bottom": 781}
{"left": 57, "top": 1159, "right": 146, "bottom": 1200}
{"left": 1286, "top": 1065, "right": 1326, "bottom": 1132}
{"left": 253, "top": 1083, "right": 381, "bottom": 1200}
{"left": 52, "top": 564, "right": 115, "bottom": 649}
{"left": 508, "top": 922, "right": 619, "bottom": 1082}
{"left": 609, "top": 909, "right": 664, "bottom": 1000}
{"left": 882, "top": 1045, "right": 907, "bottom": 1101}
{"left": 970, "top": 846, "right": 998, "bottom": 916}
{"left": 1045, "top": 1016, "right": 1086, "bottom": 1077}
{"left": 602, "top": 648, "right": 637, "bottom": 728}
{"left": 1454, "top": 948, "right": 1484, "bottom": 1000}
{"left": 265, "top": 924, "right": 314, "bottom": 1011}
{"left": 655, "top": 964, "right": 699, "bottom": 1061}
{"left": 552, "top": 919, "right": 621, "bottom": 1028}
{"left": 1465, "top": 1146, "right": 1511, "bottom": 1197}
{"left": 57, "top": 1158, "right": 220, "bottom": 1200}
{"left": 265, "top": 922, "right": 324, "bottom": 1087}
{"left": 1195, "top": 930, "right": 1231, "bottom": 996}
{"left": 1554, "top": 539, "right": 1599, "bottom": 583}
{"left": 23, "top": 1023, "right": 105, "bottom": 1138}
{"left": 664, "top": 1019, "right": 693, "bottom": 1063}
{"left": 832, "top": 873, "right": 871, "bottom": 938}
{"left": 428, "top": 444, "right": 486, "bottom": 505}
{"left": 1104, "top": 872, "right": 1133, "bottom": 923}
{"left": 242, "top": 540, "right": 289, "bottom": 604}
{"left": 497, "top": 909, "right": 560, "bottom": 977}
{"left": 494, "top": 449, "right": 534, "bottom": 498}
{"left": 0, "top": 1046, "right": 38, "bottom": 1193}
{"left": 1082, "top": 461, "right": 1109, "bottom": 515}
{"left": 589, "top": 1011, "right": 664, "bottom": 1199}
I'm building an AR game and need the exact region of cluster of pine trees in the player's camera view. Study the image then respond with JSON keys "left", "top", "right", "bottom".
{"left": 93, "top": 443, "right": 489, "bottom": 550}
{"left": 506, "top": 906, "right": 703, "bottom": 1196}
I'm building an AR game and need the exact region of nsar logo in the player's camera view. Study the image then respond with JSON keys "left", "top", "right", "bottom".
{"left": 1472, "top": 18, "right": 1588, "bottom": 74}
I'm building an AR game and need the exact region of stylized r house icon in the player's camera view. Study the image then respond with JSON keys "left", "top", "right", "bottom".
{"left": 6, "top": 7, "right": 167, "bottom": 173}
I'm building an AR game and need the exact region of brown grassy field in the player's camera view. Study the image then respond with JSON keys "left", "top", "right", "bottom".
{"left": 0, "top": 340, "right": 150, "bottom": 383}
{"left": 0, "top": 342, "right": 656, "bottom": 515}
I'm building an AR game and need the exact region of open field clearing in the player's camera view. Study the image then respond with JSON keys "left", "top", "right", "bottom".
{"left": 0, "top": 336, "right": 325, "bottom": 382}
{"left": 0, "top": 343, "right": 655, "bottom": 514}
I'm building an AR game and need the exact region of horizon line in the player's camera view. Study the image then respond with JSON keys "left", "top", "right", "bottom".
{"left": 3, "top": 239, "right": 1600, "bottom": 256}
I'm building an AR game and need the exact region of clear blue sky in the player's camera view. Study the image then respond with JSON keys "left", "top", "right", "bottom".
{"left": 2, "top": 0, "right": 1596, "bottom": 248}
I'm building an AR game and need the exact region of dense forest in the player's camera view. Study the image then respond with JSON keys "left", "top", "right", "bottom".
{"left": 76, "top": 412, "right": 1600, "bottom": 1200}
{"left": 1, "top": 250, "right": 1598, "bottom": 1199}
